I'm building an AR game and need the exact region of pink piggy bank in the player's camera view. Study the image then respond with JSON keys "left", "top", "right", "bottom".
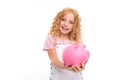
{"left": 62, "top": 44, "right": 90, "bottom": 68}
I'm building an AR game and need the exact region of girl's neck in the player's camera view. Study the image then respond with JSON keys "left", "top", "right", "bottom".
{"left": 60, "top": 34, "right": 69, "bottom": 40}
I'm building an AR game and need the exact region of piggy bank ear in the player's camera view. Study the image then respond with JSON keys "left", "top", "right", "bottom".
{"left": 74, "top": 44, "right": 80, "bottom": 49}
{"left": 80, "top": 43, "right": 86, "bottom": 48}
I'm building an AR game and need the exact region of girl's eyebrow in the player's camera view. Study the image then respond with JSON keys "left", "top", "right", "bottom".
{"left": 69, "top": 20, "right": 74, "bottom": 22}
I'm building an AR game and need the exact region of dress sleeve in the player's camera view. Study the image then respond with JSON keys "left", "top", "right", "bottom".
{"left": 43, "top": 35, "right": 55, "bottom": 51}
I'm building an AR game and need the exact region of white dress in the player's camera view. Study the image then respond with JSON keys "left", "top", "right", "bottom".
{"left": 50, "top": 40, "right": 83, "bottom": 80}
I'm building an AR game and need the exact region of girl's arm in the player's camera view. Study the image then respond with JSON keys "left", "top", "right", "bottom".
{"left": 47, "top": 48, "right": 66, "bottom": 69}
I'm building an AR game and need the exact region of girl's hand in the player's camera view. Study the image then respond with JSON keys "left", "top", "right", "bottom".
{"left": 73, "top": 64, "right": 84, "bottom": 72}
{"left": 67, "top": 61, "right": 88, "bottom": 72}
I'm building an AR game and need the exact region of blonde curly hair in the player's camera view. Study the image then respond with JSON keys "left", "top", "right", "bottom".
{"left": 49, "top": 7, "right": 82, "bottom": 43}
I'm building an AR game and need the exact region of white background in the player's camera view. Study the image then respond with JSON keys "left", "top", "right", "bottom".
{"left": 0, "top": 0, "right": 120, "bottom": 80}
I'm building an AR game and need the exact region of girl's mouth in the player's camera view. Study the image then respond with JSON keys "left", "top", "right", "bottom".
{"left": 62, "top": 26, "right": 69, "bottom": 30}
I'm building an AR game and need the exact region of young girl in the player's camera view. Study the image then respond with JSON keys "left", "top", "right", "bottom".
{"left": 43, "top": 7, "right": 88, "bottom": 80}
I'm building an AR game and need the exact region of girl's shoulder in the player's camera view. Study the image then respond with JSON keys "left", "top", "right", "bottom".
{"left": 43, "top": 34, "right": 56, "bottom": 51}
{"left": 46, "top": 34, "right": 55, "bottom": 40}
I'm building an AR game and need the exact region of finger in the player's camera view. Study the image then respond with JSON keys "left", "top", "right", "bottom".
{"left": 81, "top": 62, "right": 85, "bottom": 67}
{"left": 67, "top": 65, "right": 74, "bottom": 70}
{"left": 67, "top": 67, "right": 72, "bottom": 70}
{"left": 72, "top": 66, "right": 82, "bottom": 72}
{"left": 77, "top": 66, "right": 82, "bottom": 71}
{"left": 72, "top": 67, "right": 78, "bottom": 72}
{"left": 81, "top": 64, "right": 85, "bottom": 70}
{"left": 82, "top": 60, "right": 88, "bottom": 65}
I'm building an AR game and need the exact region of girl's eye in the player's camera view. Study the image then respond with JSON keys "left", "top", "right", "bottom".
{"left": 69, "top": 21, "right": 74, "bottom": 24}
{"left": 62, "top": 18, "right": 66, "bottom": 21}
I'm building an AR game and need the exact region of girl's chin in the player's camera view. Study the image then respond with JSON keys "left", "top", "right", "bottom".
{"left": 61, "top": 31, "right": 69, "bottom": 35}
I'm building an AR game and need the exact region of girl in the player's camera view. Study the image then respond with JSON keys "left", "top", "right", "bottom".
{"left": 43, "top": 7, "right": 88, "bottom": 80}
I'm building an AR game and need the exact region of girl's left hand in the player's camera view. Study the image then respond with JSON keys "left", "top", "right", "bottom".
{"left": 72, "top": 61, "right": 87, "bottom": 72}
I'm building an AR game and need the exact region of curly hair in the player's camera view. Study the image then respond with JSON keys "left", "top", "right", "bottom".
{"left": 49, "top": 7, "right": 82, "bottom": 43}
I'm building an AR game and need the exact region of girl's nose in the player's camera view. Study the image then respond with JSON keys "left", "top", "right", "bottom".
{"left": 64, "top": 21, "right": 68, "bottom": 26}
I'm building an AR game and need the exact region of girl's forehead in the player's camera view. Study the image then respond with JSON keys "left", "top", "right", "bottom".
{"left": 63, "top": 13, "right": 75, "bottom": 19}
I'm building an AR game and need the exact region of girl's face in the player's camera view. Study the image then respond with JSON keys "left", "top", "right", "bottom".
{"left": 60, "top": 12, "right": 74, "bottom": 35}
